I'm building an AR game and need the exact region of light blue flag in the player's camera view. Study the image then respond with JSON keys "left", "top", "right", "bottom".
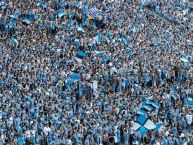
{"left": 137, "top": 126, "right": 148, "bottom": 136}
{"left": 83, "top": 5, "right": 89, "bottom": 15}
{"left": 9, "top": 18, "right": 15, "bottom": 28}
{"left": 0, "top": 2, "right": 5, "bottom": 7}
{"left": 10, "top": 11, "right": 20, "bottom": 20}
{"left": 152, "top": 37, "right": 160, "bottom": 46}
{"left": 57, "top": 9, "right": 66, "bottom": 17}
{"left": 17, "top": 136, "right": 24, "bottom": 145}
{"left": 22, "top": 18, "right": 33, "bottom": 25}
{"left": 11, "top": 37, "right": 19, "bottom": 46}
{"left": 94, "top": 50, "right": 105, "bottom": 56}
{"left": 51, "top": 22, "right": 55, "bottom": 30}
{"left": 97, "top": 31, "right": 101, "bottom": 44}
{"left": 125, "top": 37, "right": 129, "bottom": 46}
{"left": 107, "top": 32, "right": 112, "bottom": 42}
{"left": 71, "top": 73, "right": 80, "bottom": 81}
{"left": 136, "top": 115, "right": 147, "bottom": 125}
{"left": 77, "top": 25, "right": 85, "bottom": 33}
{"left": 74, "top": 39, "right": 80, "bottom": 46}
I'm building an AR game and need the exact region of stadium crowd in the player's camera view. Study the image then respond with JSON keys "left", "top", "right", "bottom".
{"left": 0, "top": 0, "right": 193, "bottom": 144}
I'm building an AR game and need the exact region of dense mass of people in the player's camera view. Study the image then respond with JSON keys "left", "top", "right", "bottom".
{"left": 0, "top": 0, "right": 193, "bottom": 144}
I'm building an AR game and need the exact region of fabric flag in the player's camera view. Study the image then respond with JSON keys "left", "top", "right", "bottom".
{"left": 144, "top": 119, "right": 156, "bottom": 130}
{"left": 94, "top": 50, "right": 105, "bottom": 56}
{"left": 97, "top": 31, "right": 101, "bottom": 44}
{"left": 10, "top": 12, "right": 20, "bottom": 20}
{"left": 102, "top": 57, "right": 110, "bottom": 63}
{"left": 57, "top": 9, "right": 66, "bottom": 17}
{"left": 181, "top": 57, "right": 189, "bottom": 63}
{"left": 76, "top": 51, "right": 86, "bottom": 59}
{"left": 17, "top": 136, "right": 24, "bottom": 145}
{"left": 146, "top": 101, "right": 159, "bottom": 109}
{"left": 75, "top": 51, "right": 86, "bottom": 63}
{"left": 88, "top": 7, "right": 99, "bottom": 19}
{"left": 9, "top": 18, "right": 15, "bottom": 28}
{"left": 137, "top": 126, "right": 148, "bottom": 136}
{"left": 187, "top": 98, "right": 193, "bottom": 106}
{"left": 125, "top": 37, "right": 129, "bottom": 46}
{"left": 69, "top": 73, "right": 80, "bottom": 83}
{"left": 107, "top": 32, "right": 113, "bottom": 42}
{"left": 22, "top": 18, "right": 33, "bottom": 25}
{"left": 130, "top": 122, "right": 141, "bottom": 131}
{"left": 136, "top": 115, "right": 147, "bottom": 125}
{"left": 11, "top": 37, "right": 19, "bottom": 46}
{"left": 77, "top": 26, "right": 85, "bottom": 33}
{"left": 137, "top": 109, "right": 147, "bottom": 115}
{"left": 127, "top": 51, "right": 134, "bottom": 57}
{"left": 142, "top": 104, "right": 154, "bottom": 112}
{"left": 151, "top": 37, "right": 160, "bottom": 46}
{"left": 83, "top": 5, "right": 89, "bottom": 15}
{"left": 154, "top": 124, "right": 164, "bottom": 131}
{"left": 51, "top": 21, "right": 55, "bottom": 30}
{"left": 171, "top": 94, "right": 178, "bottom": 100}
{"left": 74, "top": 39, "right": 80, "bottom": 46}
{"left": 0, "top": 2, "right": 5, "bottom": 7}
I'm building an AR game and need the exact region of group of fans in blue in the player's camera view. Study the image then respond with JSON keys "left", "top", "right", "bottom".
{"left": 0, "top": 0, "right": 193, "bottom": 144}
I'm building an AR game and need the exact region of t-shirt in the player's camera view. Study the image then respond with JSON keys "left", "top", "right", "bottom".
{"left": 155, "top": 142, "right": 161, "bottom": 145}
{"left": 186, "top": 114, "right": 192, "bottom": 124}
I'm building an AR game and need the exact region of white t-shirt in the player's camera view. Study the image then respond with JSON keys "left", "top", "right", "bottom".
{"left": 186, "top": 114, "right": 192, "bottom": 124}
{"left": 155, "top": 142, "right": 161, "bottom": 145}
{"left": 43, "top": 127, "right": 52, "bottom": 136}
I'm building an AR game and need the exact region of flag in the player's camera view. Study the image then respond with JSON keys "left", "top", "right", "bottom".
{"left": 137, "top": 126, "right": 148, "bottom": 136}
{"left": 76, "top": 51, "right": 86, "bottom": 59}
{"left": 136, "top": 115, "right": 147, "bottom": 125}
{"left": 0, "top": 2, "right": 5, "bottom": 7}
{"left": 125, "top": 37, "right": 129, "bottom": 46}
{"left": 97, "top": 31, "right": 101, "bottom": 44}
{"left": 10, "top": 13, "right": 20, "bottom": 20}
{"left": 187, "top": 98, "right": 193, "bottom": 106}
{"left": 57, "top": 9, "right": 66, "bottom": 17}
{"left": 151, "top": 37, "right": 160, "bottom": 46}
{"left": 107, "top": 32, "right": 112, "bottom": 42}
{"left": 130, "top": 122, "right": 141, "bottom": 131}
{"left": 77, "top": 26, "right": 85, "bottom": 33}
{"left": 146, "top": 100, "right": 159, "bottom": 109}
{"left": 11, "top": 37, "right": 19, "bottom": 46}
{"left": 83, "top": 5, "right": 89, "bottom": 15}
{"left": 51, "top": 21, "right": 55, "bottom": 30}
{"left": 154, "top": 124, "right": 164, "bottom": 131}
{"left": 127, "top": 51, "right": 134, "bottom": 57}
{"left": 88, "top": 7, "right": 99, "bottom": 19}
{"left": 73, "top": 39, "right": 80, "bottom": 46}
{"left": 102, "top": 57, "right": 110, "bottom": 63}
{"left": 22, "top": 18, "right": 33, "bottom": 25}
{"left": 94, "top": 50, "right": 105, "bottom": 56}
{"left": 9, "top": 18, "right": 15, "bottom": 28}
{"left": 69, "top": 73, "right": 80, "bottom": 83}
{"left": 137, "top": 109, "right": 147, "bottom": 115}
{"left": 144, "top": 119, "right": 156, "bottom": 130}
{"left": 181, "top": 57, "right": 189, "bottom": 63}
{"left": 75, "top": 51, "right": 86, "bottom": 63}
{"left": 142, "top": 104, "right": 154, "bottom": 112}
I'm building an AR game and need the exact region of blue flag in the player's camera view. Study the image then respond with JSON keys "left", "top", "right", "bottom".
{"left": 9, "top": 18, "right": 15, "bottom": 28}
{"left": 83, "top": 5, "right": 89, "bottom": 15}
{"left": 125, "top": 37, "right": 129, "bottom": 46}
{"left": 97, "top": 31, "right": 101, "bottom": 44}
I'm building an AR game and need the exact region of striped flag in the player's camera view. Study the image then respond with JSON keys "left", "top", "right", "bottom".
{"left": 88, "top": 7, "right": 99, "bottom": 19}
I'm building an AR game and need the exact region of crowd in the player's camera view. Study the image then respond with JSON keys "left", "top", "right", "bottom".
{"left": 0, "top": 0, "right": 193, "bottom": 144}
